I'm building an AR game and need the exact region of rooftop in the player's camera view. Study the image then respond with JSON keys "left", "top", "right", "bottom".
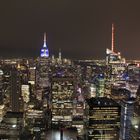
{"left": 86, "top": 97, "right": 120, "bottom": 108}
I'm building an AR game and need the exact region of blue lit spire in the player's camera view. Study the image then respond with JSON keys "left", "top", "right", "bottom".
{"left": 40, "top": 32, "right": 49, "bottom": 57}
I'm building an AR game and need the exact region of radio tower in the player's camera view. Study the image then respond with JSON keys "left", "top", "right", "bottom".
{"left": 111, "top": 23, "right": 115, "bottom": 52}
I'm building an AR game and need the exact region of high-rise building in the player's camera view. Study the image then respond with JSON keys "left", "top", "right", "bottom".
{"left": 86, "top": 97, "right": 121, "bottom": 140}
{"left": 28, "top": 66, "right": 36, "bottom": 85}
{"left": 0, "top": 104, "right": 6, "bottom": 123}
{"left": 105, "top": 24, "right": 126, "bottom": 98}
{"left": 2, "top": 61, "right": 27, "bottom": 113}
{"left": 36, "top": 33, "right": 50, "bottom": 103}
{"left": 51, "top": 66, "right": 76, "bottom": 128}
{"left": 106, "top": 24, "right": 125, "bottom": 65}
{"left": 120, "top": 97, "right": 135, "bottom": 140}
{"left": 0, "top": 69, "right": 4, "bottom": 104}
{"left": 10, "top": 66, "right": 21, "bottom": 112}
{"left": 95, "top": 74, "right": 105, "bottom": 97}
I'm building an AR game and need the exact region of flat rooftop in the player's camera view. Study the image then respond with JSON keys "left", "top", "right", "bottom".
{"left": 86, "top": 97, "right": 120, "bottom": 108}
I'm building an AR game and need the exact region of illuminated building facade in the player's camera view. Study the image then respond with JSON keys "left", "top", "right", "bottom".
{"left": 10, "top": 66, "right": 21, "bottom": 112}
{"left": 40, "top": 32, "right": 49, "bottom": 58}
{"left": 127, "top": 64, "right": 140, "bottom": 97}
{"left": 120, "top": 98, "right": 135, "bottom": 140}
{"left": 0, "top": 112, "right": 23, "bottom": 139}
{"left": 95, "top": 74, "right": 105, "bottom": 97}
{"left": 0, "top": 105, "right": 6, "bottom": 123}
{"left": 1, "top": 61, "right": 29, "bottom": 113}
{"left": 27, "top": 59, "right": 36, "bottom": 100}
{"left": 72, "top": 84, "right": 84, "bottom": 136}
{"left": 106, "top": 24, "right": 125, "bottom": 66}
{"left": 106, "top": 48, "right": 126, "bottom": 82}
{"left": 21, "top": 85, "right": 30, "bottom": 103}
{"left": 0, "top": 69, "right": 4, "bottom": 104}
{"left": 25, "top": 108, "right": 46, "bottom": 132}
{"left": 86, "top": 97, "right": 121, "bottom": 140}
{"left": 127, "top": 64, "right": 140, "bottom": 83}
{"left": 2, "top": 64, "right": 11, "bottom": 106}
{"left": 105, "top": 24, "right": 126, "bottom": 98}
{"left": 89, "top": 83, "right": 96, "bottom": 98}
{"left": 106, "top": 24, "right": 125, "bottom": 80}
{"left": 28, "top": 66, "right": 36, "bottom": 85}
{"left": 51, "top": 66, "right": 75, "bottom": 127}
{"left": 36, "top": 33, "right": 50, "bottom": 102}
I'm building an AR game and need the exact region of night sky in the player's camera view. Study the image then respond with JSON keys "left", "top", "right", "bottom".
{"left": 0, "top": 1, "right": 140, "bottom": 59}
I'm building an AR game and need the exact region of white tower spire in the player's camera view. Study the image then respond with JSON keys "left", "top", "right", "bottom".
{"left": 59, "top": 48, "right": 62, "bottom": 60}
{"left": 43, "top": 32, "right": 47, "bottom": 47}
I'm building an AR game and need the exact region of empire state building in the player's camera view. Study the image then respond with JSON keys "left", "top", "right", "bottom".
{"left": 36, "top": 32, "right": 50, "bottom": 101}
{"left": 40, "top": 32, "right": 49, "bottom": 57}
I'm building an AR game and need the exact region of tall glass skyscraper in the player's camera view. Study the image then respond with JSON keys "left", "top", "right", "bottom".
{"left": 120, "top": 98, "right": 135, "bottom": 140}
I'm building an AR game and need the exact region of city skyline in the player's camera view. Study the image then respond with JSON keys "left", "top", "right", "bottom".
{"left": 0, "top": 38, "right": 140, "bottom": 139}
{"left": 0, "top": 1, "right": 140, "bottom": 59}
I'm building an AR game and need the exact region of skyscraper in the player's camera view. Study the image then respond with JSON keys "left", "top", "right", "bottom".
{"left": 10, "top": 66, "right": 21, "bottom": 112}
{"left": 120, "top": 97, "right": 135, "bottom": 140}
{"left": 51, "top": 66, "right": 76, "bottom": 128}
{"left": 86, "top": 97, "right": 121, "bottom": 140}
{"left": 36, "top": 33, "right": 50, "bottom": 102}
{"left": 0, "top": 69, "right": 4, "bottom": 104}
{"left": 105, "top": 24, "right": 126, "bottom": 97}
{"left": 95, "top": 74, "right": 105, "bottom": 97}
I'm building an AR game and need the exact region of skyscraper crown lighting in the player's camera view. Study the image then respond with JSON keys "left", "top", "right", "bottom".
{"left": 40, "top": 32, "right": 49, "bottom": 57}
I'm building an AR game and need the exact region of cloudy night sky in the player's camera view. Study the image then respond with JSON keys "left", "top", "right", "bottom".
{"left": 0, "top": 0, "right": 140, "bottom": 59}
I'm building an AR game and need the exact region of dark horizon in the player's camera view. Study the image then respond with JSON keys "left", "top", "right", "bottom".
{"left": 0, "top": 1, "right": 140, "bottom": 59}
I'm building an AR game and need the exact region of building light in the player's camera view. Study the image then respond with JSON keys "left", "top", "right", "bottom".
{"left": 12, "top": 124, "right": 16, "bottom": 128}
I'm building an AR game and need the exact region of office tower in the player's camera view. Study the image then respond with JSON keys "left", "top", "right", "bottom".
{"left": 105, "top": 24, "right": 126, "bottom": 98}
{"left": 0, "top": 105, "right": 5, "bottom": 122}
{"left": 89, "top": 83, "right": 96, "bottom": 97}
{"left": 95, "top": 74, "right": 105, "bottom": 97}
{"left": 0, "top": 62, "right": 23, "bottom": 124}
{"left": 10, "top": 66, "right": 21, "bottom": 112}
{"left": 0, "top": 69, "right": 7, "bottom": 123}
{"left": 21, "top": 85, "right": 30, "bottom": 103}
{"left": 86, "top": 97, "right": 121, "bottom": 140}
{"left": 17, "top": 62, "right": 29, "bottom": 84}
{"left": 2, "top": 64, "right": 11, "bottom": 110}
{"left": 25, "top": 108, "right": 45, "bottom": 132}
{"left": 27, "top": 59, "right": 36, "bottom": 103}
{"left": 72, "top": 83, "right": 84, "bottom": 136}
{"left": 120, "top": 97, "right": 135, "bottom": 140}
{"left": 51, "top": 66, "right": 75, "bottom": 128}
{"left": 127, "top": 63, "right": 140, "bottom": 97}
{"left": 29, "top": 66, "right": 36, "bottom": 85}
{"left": 36, "top": 33, "right": 50, "bottom": 103}
{"left": 0, "top": 69, "right": 4, "bottom": 104}
{"left": 106, "top": 24, "right": 125, "bottom": 77}
{"left": 106, "top": 47, "right": 126, "bottom": 82}
{"left": 27, "top": 33, "right": 51, "bottom": 133}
